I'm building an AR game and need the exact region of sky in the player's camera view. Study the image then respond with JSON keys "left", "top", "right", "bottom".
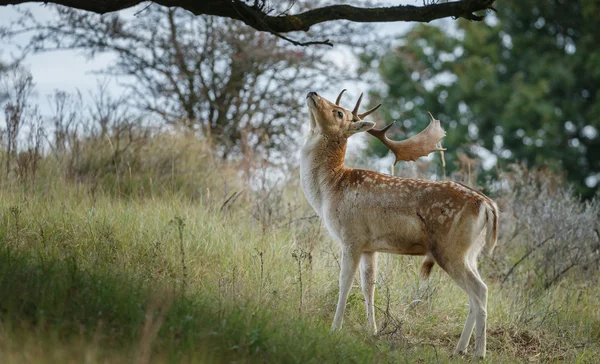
{"left": 1, "top": 4, "right": 134, "bottom": 110}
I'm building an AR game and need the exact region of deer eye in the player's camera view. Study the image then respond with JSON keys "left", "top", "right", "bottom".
{"left": 336, "top": 111, "right": 344, "bottom": 119}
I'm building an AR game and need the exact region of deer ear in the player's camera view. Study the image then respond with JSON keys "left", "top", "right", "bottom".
{"left": 347, "top": 121, "right": 375, "bottom": 135}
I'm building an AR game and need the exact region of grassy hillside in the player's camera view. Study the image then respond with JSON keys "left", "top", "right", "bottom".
{"left": 0, "top": 134, "right": 599, "bottom": 363}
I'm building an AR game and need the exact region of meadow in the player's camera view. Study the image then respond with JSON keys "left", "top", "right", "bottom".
{"left": 0, "top": 130, "right": 599, "bottom": 363}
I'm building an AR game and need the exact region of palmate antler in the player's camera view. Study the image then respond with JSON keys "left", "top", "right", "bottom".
{"left": 337, "top": 89, "right": 446, "bottom": 165}
{"left": 368, "top": 113, "right": 446, "bottom": 165}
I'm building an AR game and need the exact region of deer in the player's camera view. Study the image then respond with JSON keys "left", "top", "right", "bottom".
{"left": 300, "top": 90, "right": 498, "bottom": 359}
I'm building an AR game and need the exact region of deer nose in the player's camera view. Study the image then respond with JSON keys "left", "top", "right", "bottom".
{"left": 306, "top": 91, "right": 318, "bottom": 98}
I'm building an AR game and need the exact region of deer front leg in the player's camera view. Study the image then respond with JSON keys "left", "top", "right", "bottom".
{"left": 360, "top": 251, "right": 378, "bottom": 335}
{"left": 331, "top": 246, "right": 361, "bottom": 331}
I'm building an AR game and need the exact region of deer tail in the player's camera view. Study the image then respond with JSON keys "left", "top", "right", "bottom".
{"left": 482, "top": 201, "right": 499, "bottom": 255}
{"left": 420, "top": 253, "right": 436, "bottom": 279}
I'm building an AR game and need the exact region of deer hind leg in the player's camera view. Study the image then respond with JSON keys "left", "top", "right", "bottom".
{"left": 360, "top": 251, "right": 378, "bottom": 334}
{"left": 465, "top": 264, "right": 488, "bottom": 359}
{"left": 453, "top": 256, "right": 479, "bottom": 355}
{"left": 455, "top": 296, "right": 476, "bottom": 355}
{"left": 450, "top": 264, "right": 488, "bottom": 358}
{"left": 331, "top": 246, "right": 361, "bottom": 331}
{"left": 433, "top": 250, "right": 488, "bottom": 359}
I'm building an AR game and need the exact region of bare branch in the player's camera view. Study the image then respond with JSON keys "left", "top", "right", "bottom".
{"left": 0, "top": 0, "right": 496, "bottom": 35}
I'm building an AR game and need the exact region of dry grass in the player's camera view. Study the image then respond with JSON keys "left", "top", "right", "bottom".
{"left": 0, "top": 125, "right": 598, "bottom": 362}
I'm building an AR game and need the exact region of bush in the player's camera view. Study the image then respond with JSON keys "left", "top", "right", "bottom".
{"left": 495, "top": 165, "right": 600, "bottom": 289}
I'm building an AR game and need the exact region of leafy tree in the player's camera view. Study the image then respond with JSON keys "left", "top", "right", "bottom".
{"left": 365, "top": 0, "right": 600, "bottom": 197}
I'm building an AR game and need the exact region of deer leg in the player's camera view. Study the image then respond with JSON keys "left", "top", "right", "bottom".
{"left": 455, "top": 296, "right": 476, "bottom": 355}
{"left": 360, "top": 251, "right": 378, "bottom": 334}
{"left": 434, "top": 252, "right": 486, "bottom": 358}
{"left": 443, "top": 265, "right": 476, "bottom": 356}
{"left": 331, "top": 246, "right": 361, "bottom": 331}
{"left": 464, "top": 266, "right": 488, "bottom": 359}
{"left": 450, "top": 265, "right": 488, "bottom": 358}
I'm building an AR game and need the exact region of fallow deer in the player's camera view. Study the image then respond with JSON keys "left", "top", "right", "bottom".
{"left": 300, "top": 90, "right": 498, "bottom": 359}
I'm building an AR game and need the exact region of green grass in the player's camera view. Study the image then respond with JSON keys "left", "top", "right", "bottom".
{"left": 0, "top": 178, "right": 598, "bottom": 363}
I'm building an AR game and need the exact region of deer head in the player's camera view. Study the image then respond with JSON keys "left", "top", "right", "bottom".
{"left": 305, "top": 90, "right": 379, "bottom": 138}
{"left": 331, "top": 89, "right": 447, "bottom": 164}
{"left": 306, "top": 89, "right": 446, "bottom": 164}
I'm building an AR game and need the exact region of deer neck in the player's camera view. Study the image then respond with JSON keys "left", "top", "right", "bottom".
{"left": 300, "top": 132, "right": 348, "bottom": 213}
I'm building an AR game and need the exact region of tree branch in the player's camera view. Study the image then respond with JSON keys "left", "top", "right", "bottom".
{"left": 1, "top": 0, "right": 496, "bottom": 33}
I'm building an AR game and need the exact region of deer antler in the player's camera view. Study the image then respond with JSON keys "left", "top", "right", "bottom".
{"left": 336, "top": 89, "right": 346, "bottom": 105}
{"left": 351, "top": 92, "right": 381, "bottom": 120}
{"left": 367, "top": 112, "right": 446, "bottom": 165}
{"left": 335, "top": 89, "right": 381, "bottom": 117}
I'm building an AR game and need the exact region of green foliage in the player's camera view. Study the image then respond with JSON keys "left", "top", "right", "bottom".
{"left": 367, "top": 0, "right": 600, "bottom": 197}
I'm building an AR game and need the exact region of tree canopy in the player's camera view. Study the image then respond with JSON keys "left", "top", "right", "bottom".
{"left": 366, "top": 0, "right": 600, "bottom": 197}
